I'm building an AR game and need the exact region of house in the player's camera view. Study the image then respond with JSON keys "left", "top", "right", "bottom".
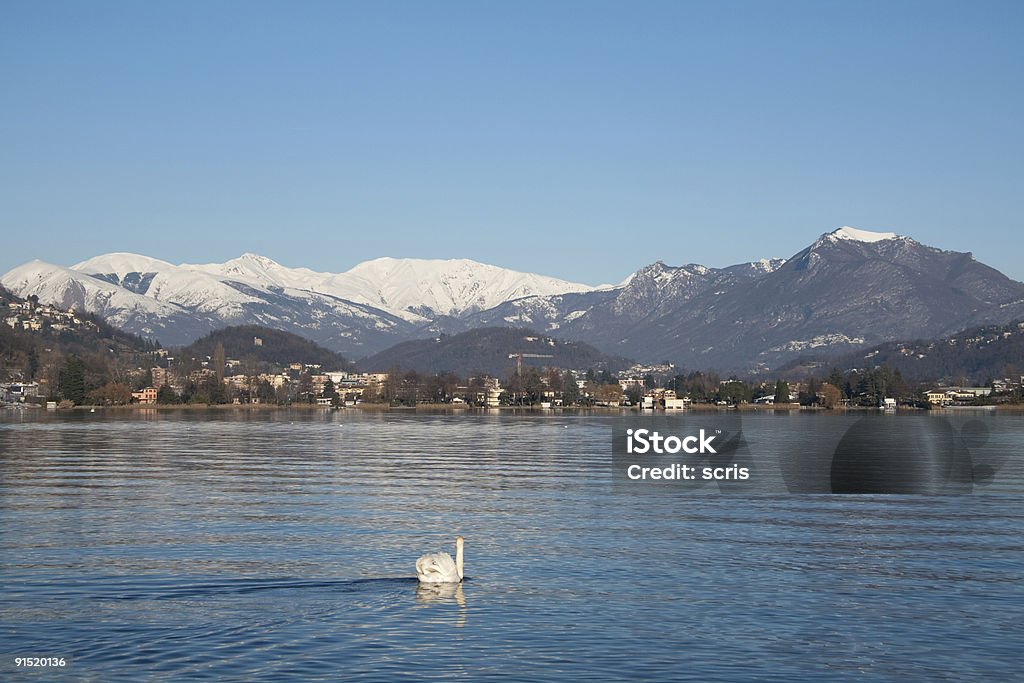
{"left": 132, "top": 387, "right": 158, "bottom": 404}
{"left": 2, "top": 382, "right": 40, "bottom": 403}
{"left": 664, "top": 396, "right": 691, "bottom": 410}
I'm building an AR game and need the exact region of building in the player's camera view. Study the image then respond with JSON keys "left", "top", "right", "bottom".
{"left": 132, "top": 387, "right": 158, "bottom": 404}
{"left": 2, "top": 382, "right": 40, "bottom": 403}
{"left": 927, "top": 387, "right": 992, "bottom": 406}
{"left": 664, "top": 396, "right": 691, "bottom": 410}
{"left": 151, "top": 367, "right": 170, "bottom": 389}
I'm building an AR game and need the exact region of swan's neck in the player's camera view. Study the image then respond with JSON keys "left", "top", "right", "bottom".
{"left": 455, "top": 537, "right": 464, "bottom": 581}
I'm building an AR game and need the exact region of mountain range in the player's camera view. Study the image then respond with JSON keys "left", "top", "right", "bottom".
{"left": 5, "top": 226, "right": 1024, "bottom": 372}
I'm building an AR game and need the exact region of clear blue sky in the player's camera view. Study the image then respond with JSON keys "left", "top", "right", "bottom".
{"left": 2, "top": 1, "right": 1022, "bottom": 284}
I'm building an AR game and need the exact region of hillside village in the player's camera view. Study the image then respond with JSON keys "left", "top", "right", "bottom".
{"left": 6, "top": 296, "right": 99, "bottom": 335}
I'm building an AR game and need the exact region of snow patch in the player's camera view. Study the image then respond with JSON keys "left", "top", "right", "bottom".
{"left": 829, "top": 226, "right": 899, "bottom": 243}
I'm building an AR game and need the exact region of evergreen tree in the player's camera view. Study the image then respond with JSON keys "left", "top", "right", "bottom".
{"left": 59, "top": 356, "right": 86, "bottom": 405}
{"left": 563, "top": 372, "right": 581, "bottom": 405}
{"left": 156, "top": 385, "right": 179, "bottom": 404}
{"left": 27, "top": 347, "right": 39, "bottom": 380}
{"left": 322, "top": 378, "right": 340, "bottom": 406}
{"left": 774, "top": 379, "right": 790, "bottom": 404}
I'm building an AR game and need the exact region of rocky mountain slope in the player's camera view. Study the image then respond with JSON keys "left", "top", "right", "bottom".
{"left": 468, "top": 228, "right": 1024, "bottom": 371}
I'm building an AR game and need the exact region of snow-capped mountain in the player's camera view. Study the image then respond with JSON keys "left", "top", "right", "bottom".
{"left": 553, "top": 227, "right": 1024, "bottom": 370}
{"left": 825, "top": 225, "right": 899, "bottom": 243}
{"left": 455, "top": 227, "right": 1024, "bottom": 370}
{"left": 338, "top": 257, "right": 595, "bottom": 318}
{"left": 75, "top": 252, "right": 593, "bottom": 322}
{"left": 2, "top": 253, "right": 597, "bottom": 353}
{"left": 5, "top": 226, "right": 1023, "bottom": 369}
{"left": 2, "top": 259, "right": 218, "bottom": 342}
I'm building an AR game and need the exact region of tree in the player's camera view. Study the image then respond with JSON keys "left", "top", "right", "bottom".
{"left": 156, "top": 385, "right": 179, "bottom": 404}
{"left": 595, "top": 383, "right": 623, "bottom": 406}
{"left": 360, "top": 381, "right": 380, "bottom": 404}
{"left": 819, "top": 383, "right": 842, "bottom": 409}
{"left": 799, "top": 377, "right": 819, "bottom": 406}
{"left": 624, "top": 384, "right": 643, "bottom": 406}
{"left": 719, "top": 380, "right": 751, "bottom": 405}
{"left": 130, "top": 367, "right": 153, "bottom": 391}
{"left": 202, "top": 375, "right": 226, "bottom": 404}
{"left": 255, "top": 379, "right": 277, "bottom": 404}
{"left": 683, "top": 371, "right": 720, "bottom": 403}
{"left": 27, "top": 347, "right": 39, "bottom": 380}
{"left": 521, "top": 368, "right": 544, "bottom": 405}
{"left": 89, "top": 382, "right": 132, "bottom": 405}
{"left": 59, "top": 356, "right": 86, "bottom": 405}
{"left": 774, "top": 380, "right": 790, "bottom": 404}
{"left": 545, "top": 368, "right": 564, "bottom": 394}
{"left": 562, "top": 372, "right": 580, "bottom": 405}
{"left": 321, "top": 377, "right": 338, "bottom": 402}
{"left": 214, "top": 342, "right": 226, "bottom": 385}
{"left": 298, "top": 371, "right": 315, "bottom": 403}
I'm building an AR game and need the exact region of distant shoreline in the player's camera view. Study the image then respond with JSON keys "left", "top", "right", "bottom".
{"left": 12, "top": 402, "right": 1020, "bottom": 414}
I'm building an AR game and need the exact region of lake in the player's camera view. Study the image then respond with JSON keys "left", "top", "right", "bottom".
{"left": 1, "top": 410, "right": 1022, "bottom": 681}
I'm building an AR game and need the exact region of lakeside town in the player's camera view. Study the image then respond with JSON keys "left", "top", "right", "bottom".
{"left": 3, "top": 294, "right": 1024, "bottom": 411}
{"left": 2, "top": 296, "right": 1024, "bottom": 411}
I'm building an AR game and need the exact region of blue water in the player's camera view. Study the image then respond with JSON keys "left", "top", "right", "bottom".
{"left": 1, "top": 410, "right": 1022, "bottom": 681}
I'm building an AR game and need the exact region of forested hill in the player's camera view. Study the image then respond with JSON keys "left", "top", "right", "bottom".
{"left": 778, "top": 320, "right": 1024, "bottom": 384}
{"left": 358, "top": 327, "right": 631, "bottom": 376}
{"left": 179, "top": 325, "right": 352, "bottom": 370}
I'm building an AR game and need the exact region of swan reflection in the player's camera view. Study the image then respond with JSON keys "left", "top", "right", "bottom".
{"left": 415, "top": 582, "right": 468, "bottom": 628}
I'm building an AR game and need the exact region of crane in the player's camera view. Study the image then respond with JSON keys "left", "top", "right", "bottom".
{"left": 508, "top": 352, "right": 553, "bottom": 376}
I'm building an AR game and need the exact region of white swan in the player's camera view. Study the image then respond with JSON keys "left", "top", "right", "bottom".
{"left": 416, "top": 536, "right": 464, "bottom": 583}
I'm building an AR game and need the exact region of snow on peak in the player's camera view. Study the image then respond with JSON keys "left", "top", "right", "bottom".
{"left": 218, "top": 253, "right": 288, "bottom": 278}
{"left": 1, "top": 259, "right": 183, "bottom": 317}
{"left": 828, "top": 226, "right": 899, "bottom": 243}
{"left": 72, "top": 252, "right": 175, "bottom": 276}
{"left": 58, "top": 252, "right": 601, "bottom": 323}
{"left": 237, "top": 253, "right": 282, "bottom": 267}
{"left": 339, "top": 257, "right": 595, "bottom": 317}
{"left": 752, "top": 258, "right": 784, "bottom": 273}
